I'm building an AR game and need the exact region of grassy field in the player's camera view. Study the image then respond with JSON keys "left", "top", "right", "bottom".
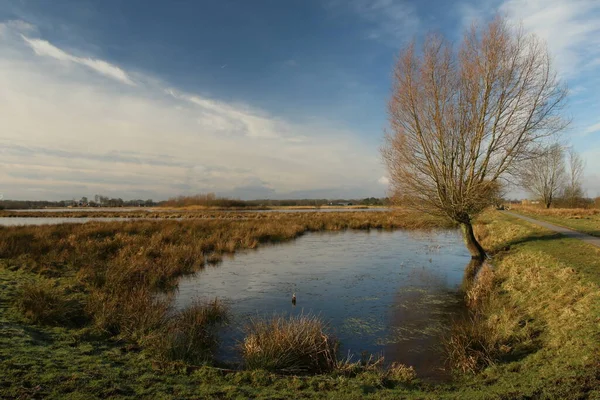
{"left": 0, "top": 210, "right": 598, "bottom": 398}
{"left": 510, "top": 205, "right": 600, "bottom": 237}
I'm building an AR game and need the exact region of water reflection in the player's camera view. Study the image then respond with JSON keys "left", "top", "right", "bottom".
{"left": 175, "top": 229, "right": 472, "bottom": 378}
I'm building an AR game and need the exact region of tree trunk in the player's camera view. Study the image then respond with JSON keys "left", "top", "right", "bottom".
{"left": 545, "top": 202, "right": 551, "bottom": 209}
{"left": 460, "top": 222, "right": 486, "bottom": 260}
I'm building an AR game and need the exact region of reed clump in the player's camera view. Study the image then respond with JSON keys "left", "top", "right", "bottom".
{"left": 240, "top": 314, "right": 338, "bottom": 373}
{"left": 150, "top": 299, "right": 229, "bottom": 365}
{"left": 16, "top": 279, "right": 87, "bottom": 326}
{"left": 335, "top": 354, "right": 417, "bottom": 386}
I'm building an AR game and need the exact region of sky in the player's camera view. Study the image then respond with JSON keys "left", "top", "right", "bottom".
{"left": 0, "top": 0, "right": 599, "bottom": 201}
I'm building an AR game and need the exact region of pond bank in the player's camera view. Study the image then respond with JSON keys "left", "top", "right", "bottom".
{"left": 0, "top": 211, "right": 598, "bottom": 398}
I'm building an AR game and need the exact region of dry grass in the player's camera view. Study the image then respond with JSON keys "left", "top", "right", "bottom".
{"left": 510, "top": 205, "right": 599, "bottom": 218}
{"left": 16, "top": 279, "right": 87, "bottom": 326}
{"left": 86, "top": 286, "right": 172, "bottom": 340}
{"left": 149, "top": 299, "right": 229, "bottom": 365}
{"left": 465, "top": 263, "right": 495, "bottom": 308}
{"left": 240, "top": 314, "right": 338, "bottom": 373}
{"left": 509, "top": 204, "right": 600, "bottom": 237}
{"left": 446, "top": 210, "right": 600, "bottom": 382}
{"left": 0, "top": 211, "right": 446, "bottom": 367}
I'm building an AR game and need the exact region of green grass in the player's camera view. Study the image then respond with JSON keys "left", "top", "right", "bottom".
{"left": 1, "top": 211, "right": 599, "bottom": 399}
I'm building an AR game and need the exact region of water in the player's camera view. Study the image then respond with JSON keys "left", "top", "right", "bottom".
{"left": 10, "top": 207, "right": 389, "bottom": 213}
{"left": 175, "top": 229, "right": 471, "bottom": 378}
{"left": 233, "top": 208, "right": 390, "bottom": 213}
{"left": 0, "top": 217, "right": 144, "bottom": 226}
{"left": 10, "top": 207, "right": 152, "bottom": 213}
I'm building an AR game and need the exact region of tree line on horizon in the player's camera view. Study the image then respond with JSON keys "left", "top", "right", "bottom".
{"left": 0, "top": 194, "right": 391, "bottom": 210}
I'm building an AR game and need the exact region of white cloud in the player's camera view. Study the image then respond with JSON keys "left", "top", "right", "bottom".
{"left": 328, "top": 0, "right": 420, "bottom": 44}
{"left": 0, "top": 21, "right": 385, "bottom": 200}
{"left": 21, "top": 35, "right": 136, "bottom": 85}
{"left": 500, "top": 0, "right": 600, "bottom": 77}
{"left": 583, "top": 122, "right": 600, "bottom": 136}
{"left": 378, "top": 176, "right": 389, "bottom": 185}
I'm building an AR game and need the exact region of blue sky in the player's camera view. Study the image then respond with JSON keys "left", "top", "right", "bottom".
{"left": 1, "top": 0, "right": 599, "bottom": 201}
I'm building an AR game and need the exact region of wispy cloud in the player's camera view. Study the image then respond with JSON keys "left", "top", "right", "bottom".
{"left": 583, "top": 122, "right": 600, "bottom": 136}
{"left": 0, "top": 20, "right": 384, "bottom": 200}
{"left": 327, "top": 0, "right": 420, "bottom": 44}
{"left": 500, "top": 0, "right": 600, "bottom": 77}
{"left": 20, "top": 35, "right": 136, "bottom": 85}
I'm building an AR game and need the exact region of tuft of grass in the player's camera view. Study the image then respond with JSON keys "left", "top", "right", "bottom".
{"left": 465, "top": 263, "right": 495, "bottom": 308}
{"left": 16, "top": 279, "right": 86, "bottom": 326}
{"left": 150, "top": 298, "right": 229, "bottom": 365}
{"left": 86, "top": 286, "right": 171, "bottom": 340}
{"left": 443, "top": 311, "right": 510, "bottom": 374}
{"left": 241, "top": 314, "right": 338, "bottom": 373}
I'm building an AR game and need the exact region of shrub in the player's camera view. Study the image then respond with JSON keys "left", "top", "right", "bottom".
{"left": 241, "top": 314, "right": 338, "bottom": 373}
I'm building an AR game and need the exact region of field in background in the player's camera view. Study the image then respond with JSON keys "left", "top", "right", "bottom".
{"left": 509, "top": 205, "right": 600, "bottom": 237}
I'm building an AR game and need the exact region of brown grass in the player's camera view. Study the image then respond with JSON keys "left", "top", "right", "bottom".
{"left": 240, "top": 314, "right": 338, "bottom": 373}
{"left": 0, "top": 210, "right": 447, "bottom": 367}
{"left": 510, "top": 205, "right": 599, "bottom": 218}
{"left": 149, "top": 298, "right": 229, "bottom": 365}
{"left": 16, "top": 279, "right": 87, "bottom": 326}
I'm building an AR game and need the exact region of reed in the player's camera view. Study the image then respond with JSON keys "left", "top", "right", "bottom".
{"left": 240, "top": 314, "right": 338, "bottom": 373}
{"left": 149, "top": 298, "right": 229, "bottom": 365}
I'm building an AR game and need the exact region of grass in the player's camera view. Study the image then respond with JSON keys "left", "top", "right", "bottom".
{"left": 510, "top": 205, "right": 600, "bottom": 237}
{"left": 16, "top": 278, "right": 87, "bottom": 327}
{"left": 0, "top": 210, "right": 599, "bottom": 398}
{"left": 241, "top": 314, "right": 338, "bottom": 374}
{"left": 149, "top": 299, "right": 229, "bottom": 366}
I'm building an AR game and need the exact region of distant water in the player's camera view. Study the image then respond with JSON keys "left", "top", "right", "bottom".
{"left": 0, "top": 217, "right": 143, "bottom": 226}
{"left": 175, "top": 229, "right": 470, "bottom": 379}
{"left": 9, "top": 207, "right": 390, "bottom": 213}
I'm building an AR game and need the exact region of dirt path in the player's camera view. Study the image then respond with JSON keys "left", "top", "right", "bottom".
{"left": 504, "top": 211, "right": 600, "bottom": 249}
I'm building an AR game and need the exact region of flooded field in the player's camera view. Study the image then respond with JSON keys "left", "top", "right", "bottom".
{"left": 175, "top": 229, "right": 470, "bottom": 378}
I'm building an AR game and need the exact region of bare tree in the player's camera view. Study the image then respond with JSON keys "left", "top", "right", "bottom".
{"left": 562, "top": 147, "right": 585, "bottom": 207}
{"left": 382, "top": 16, "right": 568, "bottom": 260}
{"left": 520, "top": 143, "right": 566, "bottom": 209}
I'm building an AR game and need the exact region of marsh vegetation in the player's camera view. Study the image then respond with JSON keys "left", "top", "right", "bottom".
{"left": 1, "top": 209, "right": 598, "bottom": 398}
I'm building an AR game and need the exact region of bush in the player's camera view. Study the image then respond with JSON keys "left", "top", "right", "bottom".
{"left": 16, "top": 279, "right": 86, "bottom": 326}
{"left": 241, "top": 314, "right": 338, "bottom": 373}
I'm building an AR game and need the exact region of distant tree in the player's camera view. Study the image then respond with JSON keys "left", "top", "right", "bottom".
{"left": 382, "top": 16, "right": 567, "bottom": 260}
{"left": 562, "top": 147, "right": 585, "bottom": 207}
{"left": 520, "top": 144, "right": 566, "bottom": 209}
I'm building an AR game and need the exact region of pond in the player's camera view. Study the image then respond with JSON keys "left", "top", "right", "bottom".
{"left": 175, "top": 229, "right": 471, "bottom": 379}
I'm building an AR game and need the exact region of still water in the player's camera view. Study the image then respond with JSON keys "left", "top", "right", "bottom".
{"left": 0, "top": 217, "right": 141, "bottom": 226}
{"left": 175, "top": 229, "right": 471, "bottom": 378}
